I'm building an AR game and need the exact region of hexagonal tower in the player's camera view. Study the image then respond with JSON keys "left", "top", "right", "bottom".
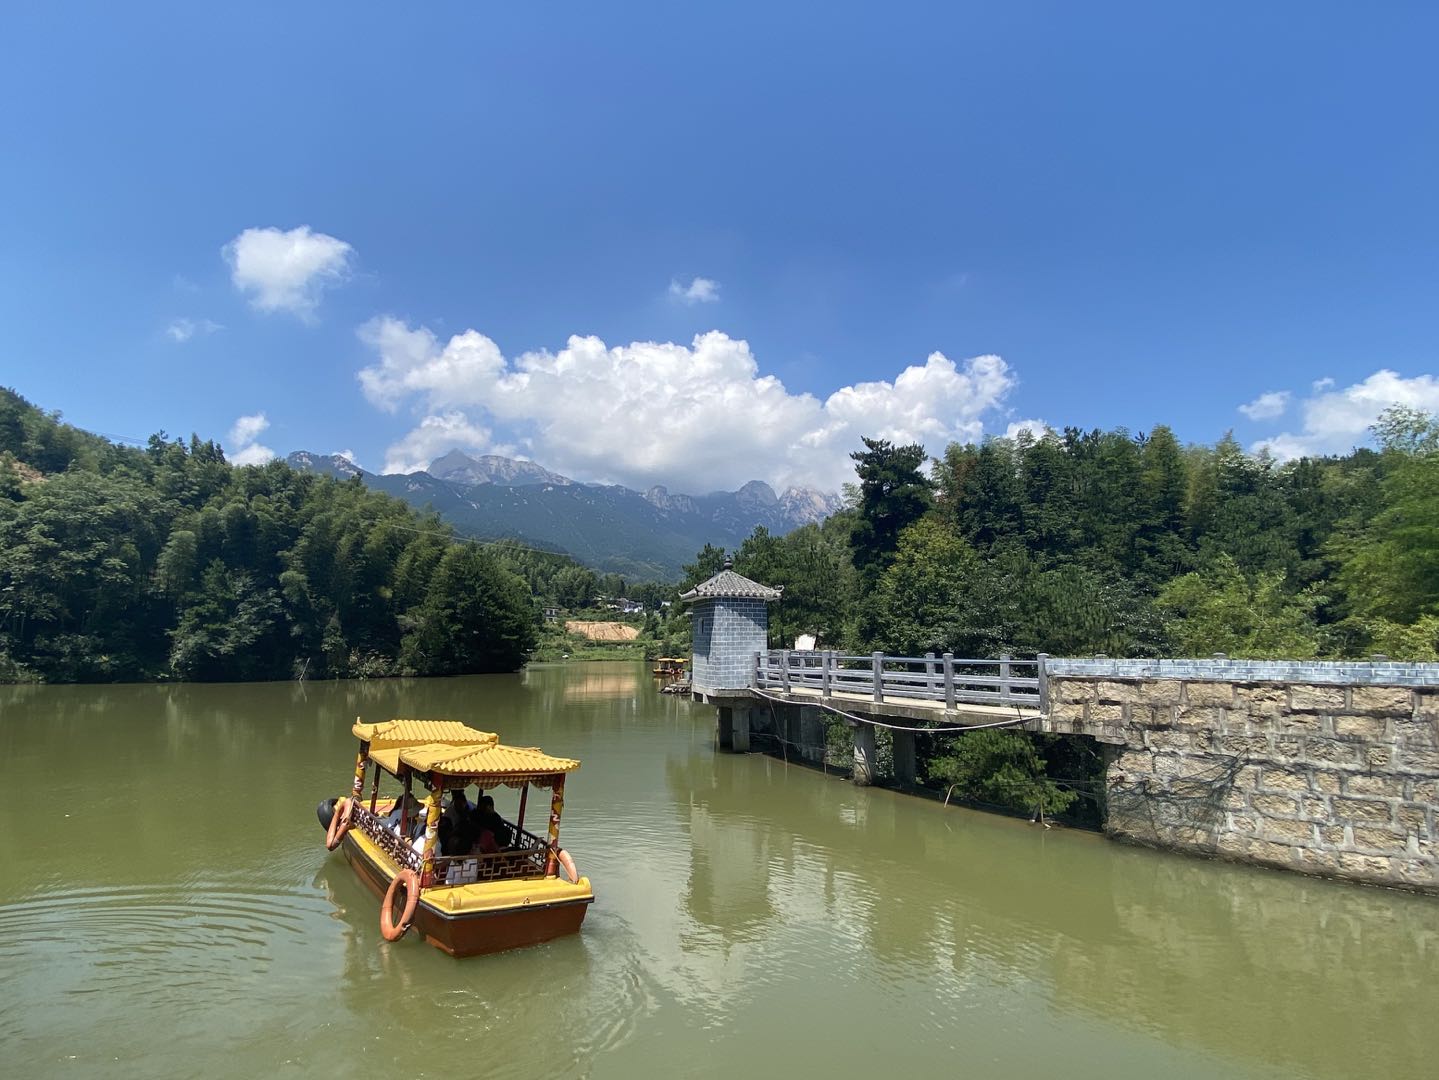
{"left": 681, "top": 559, "right": 782, "bottom": 698}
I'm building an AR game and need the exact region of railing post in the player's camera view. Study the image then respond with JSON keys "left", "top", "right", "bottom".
{"left": 1037, "top": 653, "right": 1049, "bottom": 713}
{"left": 872, "top": 651, "right": 884, "bottom": 703}
{"left": 781, "top": 649, "right": 792, "bottom": 693}
{"left": 1000, "top": 652, "right": 1012, "bottom": 704}
{"left": 942, "top": 652, "right": 956, "bottom": 711}
{"left": 753, "top": 651, "right": 762, "bottom": 688}
{"left": 821, "top": 650, "right": 832, "bottom": 698}
{"left": 925, "top": 652, "right": 936, "bottom": 698}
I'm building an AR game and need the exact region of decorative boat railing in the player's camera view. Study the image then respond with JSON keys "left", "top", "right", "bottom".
{"left": 352, "top": 803, "right": 423, "bottom": 873}
{"left": 350, "top": 802, "right": 562, "bottom": 885}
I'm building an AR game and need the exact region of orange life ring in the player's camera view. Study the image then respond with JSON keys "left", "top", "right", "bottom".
{"left": 380, "top": 868, "right": 420, "bottom": 941}
{"left": 556, "top": 848, "right": 579, "bottom": 883}
{"left": 325, "top": 797, "right": 354, "bottom": 851}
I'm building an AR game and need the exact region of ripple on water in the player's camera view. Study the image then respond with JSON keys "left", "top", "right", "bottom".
{"left": 0, "top": 879, "right": 337, "bottom": 1060}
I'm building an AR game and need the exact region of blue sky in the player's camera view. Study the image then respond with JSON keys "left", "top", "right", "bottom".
{"left": 3, "top": 2, "right": 1437, "bottom": 491}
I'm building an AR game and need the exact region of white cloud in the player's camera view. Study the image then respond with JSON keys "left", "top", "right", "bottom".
{"left": 223, "top": 225, "right": 353, "bottom": 317}
{"left": 1312, "top": 377, "right": 1335, "bottom": 392}
{"left": 1004, "top": 418, "right": 1050, "bottom": 440}
{"left": 1238, "top": 390, "right": 1291, "bottom": 421}
{"left": 382, "top": 412, "right": 494, "bottom": 474}
{"left": 335, "top": 449, "right": 358, "bottom": 464}
{"left": 668, "top": 276, "right": 720, "bottom": 305}
{"left": 357, "top": 320, "right": 1018, "bottom": 491}
{"left": 1253, "top": 369, "right": 1439, "bottom": 461}
{"left": 226, "top": 412, "right": 275, "bottom": 467}
{"left": 165, "top": 317, "right": 222, "bottom": 343}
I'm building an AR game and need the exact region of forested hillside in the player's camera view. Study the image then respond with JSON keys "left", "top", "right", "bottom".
{"left": 719, "top": 415, "right": 1439, "bottom": 663}
{"left": 0, "top": 389, "right": 538, "bottom": 682}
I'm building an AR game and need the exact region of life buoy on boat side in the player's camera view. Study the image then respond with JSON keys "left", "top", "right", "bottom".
{"left": 325, "top": 797, "right": 354, "bottom": 851}
{"left": 380, "top": 868, "right": 420, "bottom": 941}
{"left": 556, "top": 848, "right": 579, "bottom": 883}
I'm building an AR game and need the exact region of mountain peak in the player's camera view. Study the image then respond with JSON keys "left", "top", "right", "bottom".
{"left": 427, "top": 451, "right": 572, "bottom": 487}
{"left": 735, "top": 479, "right": 779, "bottom": 505}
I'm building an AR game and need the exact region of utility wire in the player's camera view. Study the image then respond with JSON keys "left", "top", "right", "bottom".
{"left": 749, "top": 686, "right": 1031, "bottom": 733}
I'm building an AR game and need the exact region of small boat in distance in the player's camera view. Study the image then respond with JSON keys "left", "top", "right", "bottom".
{"left": 651, "top": 656, "right": 688, "bottom": 680}
{"left": 317, "top": 718, "right": 594, "bottom": 957}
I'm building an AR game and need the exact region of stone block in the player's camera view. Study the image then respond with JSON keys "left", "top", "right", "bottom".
{"left": 1145, "top": 729, "right": 1194, "bottom": 751}
{"left": 1252, "top": 793, "right": 1300, "bottom": 818}
{"left": 1274, "top": 712, "right": 1324, "bottom": 734}
{"left": 1261, "top": 768, "right": 1310, "bottom": 792}
{"left": 1227, "top": 815, "right": 1257, "bottom": 834}
{"left": 1185, "top": 682, "right": 1235, "bottom": 707}
{"left": 1290, "top": 685, "right": 1345, "bottom": 712}
{"left": 1365, "top": 747, "right": 1393, "bottom": 769}
{"left": 1057, "top": 681, "right": 1094, "bottom": 704}
{"left": 1348, "top": 687, "right": 1413, "bottom": 715}
{"left": 1296, "top": 848, "right": 1339, "bottom": 873}
{"left": 1411, "top": 779, "right": 1439, "bottom": 802}
{"left": 1046, "top": 700, "right": 1085, "bottom": 724}
{"left": 1217, "top": 735, "right": 1269, "bottom": 757}
{"left": 1152, "top": 754, "right": 1184, "bottom": 777}
{"left": 1337, "top": 852, "right": 1394, "bottom": 878}
{"left": 1353, "top": 826, "right": 1407, "bottom": 853}
{"left": 1252, "top": 840, "right": 1299, "bottom": 866}
{"left": 1264, "top": 818, "right": 1316, "bottom": 844}
{"left": 1397, "top": 805, "right": 1431, "bottom": 837}
{"left": 1398, "top": 747, "right": 1439, "bottom": 773}
{"left": 1320, "top": 825, "right": 1346, "bottom": 846}
{"left": 1223, "top": 788, "right": 1251, "bottom": 812}
{"left": 1089, "top": 703, "right": 1125, "bottom": 723}
{"left": 1237, "top": 685, "right": 1289, "bottom": 717}
{"left": 1393, "top": 716, "right": 1439, "bottom": 746}
{"left": 1274, "top": 736, "right": 1303, "bottom": 758}
{"left": 1095, "top": 680, "right": 1142, "bottom": 704}
{"left": 1312, "top": 771, "right": 1342, "bottom": 794}
{"left": 1398, "top": 860, "right": 1438, "bottom": 885}
{"left": 1304, "top": 739, "right": 1360, "bottom": 767}
{"left": 1139, "top": 681, "right": 1183, "bottom": 706}
{"left": 1333, "top": 714, "right": 1387, "bottom": 740}
{"left": 1343, "top": 774, "right": 1406, "bottom": 799}
{"left": 1333, "top": 797, "right": 1394, "bottom": 824}
{"left": 1173, "top": 706, "right": 1224, "bottom": 731}
{"left": 1217, "top": 832, "right": 1249, "bottom": 854}
{"left": 1301, "top": 796, "right": 1330, "bottom": 820}
{"left": 1114, "top": 750, "right": 1154, "bottom": 775}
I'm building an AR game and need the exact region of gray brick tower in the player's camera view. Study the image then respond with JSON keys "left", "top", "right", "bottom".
{"left": 681, "top": 559, "right": 782, "bottom": 697}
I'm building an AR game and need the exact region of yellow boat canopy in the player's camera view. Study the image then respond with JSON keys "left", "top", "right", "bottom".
{"left": 355, "top": 718, "right": 580, "bottom": 789}
{"left": 353, "top": 718, "right": 497, "bottom": 752}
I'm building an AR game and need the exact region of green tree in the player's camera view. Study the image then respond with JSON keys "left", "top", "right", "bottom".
{"left": 928, "top": 730, "right": 1077, "bottom": 818}
{"left": 848, "top": 437, "right": 932, "bottom": 590}
{"left": 400, "top": 546, "right": 537, "bottom": 674}
{"left": 1157, "top": 554, "right": 1324, "bottom": 658}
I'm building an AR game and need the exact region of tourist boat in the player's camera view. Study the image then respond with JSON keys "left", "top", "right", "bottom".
{"left": 651, "top": 656, "right": 688, "bottom": 679}
{"left": 316, "top": 719, "right": 593, "bottom": 957}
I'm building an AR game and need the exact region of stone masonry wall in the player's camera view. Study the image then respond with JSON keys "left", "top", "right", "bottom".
{"left": 691, "top": 597, "right": 769, "bottom": 693}
{"left": 1043, "top": 661, "right": 1439, "bottom": 893}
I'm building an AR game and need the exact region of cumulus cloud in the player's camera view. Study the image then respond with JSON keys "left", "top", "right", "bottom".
{"left": 165, "top": 317, "right": 222, "bottom": 343}
{"left": 357, "top": 320, "right": 1017, "bottom": 491}
{"left": 1253, "top": 369, "right": 1439, "bottom": 461}
{"left": 1238, "top": 390, "right": 1291, "bottom": 421}
{"left": 668, "top": 276, "right": 720, "bottom": 305}
{"left": 227, "top": 413, "right": 275, "bottom": 467}
{"left": 382, "top": 412, "right": 495, "bottom": 474}
{"left": 1004, "top": 418, "right": 1051, "bottom": 440}
{"left": 223, "top": 226, "right": 353, "bottom": 317}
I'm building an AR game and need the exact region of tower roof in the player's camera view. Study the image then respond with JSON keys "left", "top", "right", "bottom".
{"left": 679, "top": 559, "right": 783, "bottom": 603}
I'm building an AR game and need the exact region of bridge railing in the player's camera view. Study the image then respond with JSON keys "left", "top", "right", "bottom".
{"left": 754, "top": 650, "right": 1046, "bottom": 710}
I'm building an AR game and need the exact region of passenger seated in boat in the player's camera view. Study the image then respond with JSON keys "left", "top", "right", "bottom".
{"left": 473, "top": 795, "right": 512, "bottom": 851}
{"left": 382, "top": 793, "right": 423, "bottom": 835}
{"left": 438, "top": 816, "right": 469, "bottom": 857}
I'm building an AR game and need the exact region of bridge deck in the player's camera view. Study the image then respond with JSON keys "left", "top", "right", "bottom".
{"left": 751, "top": 684, "right": 1041, "bottom": 727}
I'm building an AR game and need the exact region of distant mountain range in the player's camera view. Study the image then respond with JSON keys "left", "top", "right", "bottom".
{"left": 286, "top": 450, "right": 842, "bottom": 580}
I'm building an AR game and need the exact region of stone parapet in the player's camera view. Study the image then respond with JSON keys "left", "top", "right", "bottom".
{"left": 1046, "top": 657, "right": 1439, "bottom": 686}
{"left": 1045, "top": 670, "right": 1438, "bottom": 894}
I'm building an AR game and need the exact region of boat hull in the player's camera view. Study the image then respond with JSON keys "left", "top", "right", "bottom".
{"left": 338, "top": 829, "right": 591, "bottom": 957}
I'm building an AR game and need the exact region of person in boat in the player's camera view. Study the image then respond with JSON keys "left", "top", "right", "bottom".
{"left": 473, "top": 794, "right": 513, "bottom": 852}
{"left": 382, "top": 792, "right": 424, "bottom": 836}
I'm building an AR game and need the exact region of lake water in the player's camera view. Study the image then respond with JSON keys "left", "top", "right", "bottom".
{"left": 1, "top": 663, "right": 1435, "bottom": 1079}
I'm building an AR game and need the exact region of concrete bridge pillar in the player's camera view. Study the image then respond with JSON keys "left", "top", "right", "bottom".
{"left": 733, "top": 707, "right": 752, "bottom": 753}
{"left": 852, "top": 721, "right": 877, "bottom": 786}
{"left": 717, "top": 706, "right": 734, "bottom": 751}
{"left": 891, "top": 729, "right": 916, "bottom": 786}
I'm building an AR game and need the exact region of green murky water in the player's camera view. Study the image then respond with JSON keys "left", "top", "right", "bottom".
{"left": 1, "top": 663, "right": 1434, "bottom": 1079}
